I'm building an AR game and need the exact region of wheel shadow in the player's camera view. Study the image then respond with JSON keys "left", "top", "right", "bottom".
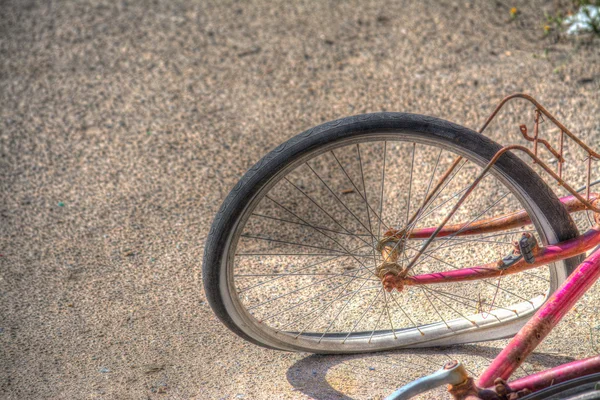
{"left": 286, "top": 345, "right": 576, "bottom": 400}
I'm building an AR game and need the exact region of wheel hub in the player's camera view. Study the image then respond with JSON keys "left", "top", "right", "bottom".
{"left": 376, "top": 234, "right": 407, "bottom": 291}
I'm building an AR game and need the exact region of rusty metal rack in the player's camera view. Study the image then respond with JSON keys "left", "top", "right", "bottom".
{"left": 394, "top": 93, "right": 600, "bottom": 273}
{"left": 479, "top": 93, "right": 600, "bottom": 211}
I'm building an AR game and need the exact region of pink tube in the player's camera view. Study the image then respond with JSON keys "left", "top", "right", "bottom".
{"left": 477, "top": 248, "right": 600, "bottom": 388}
{"left": 508, "top": 355, "right": 600, "bottom": 393}
{"left": 386, "top": 193, "right": 598, "bottom": 240}
{"left": 402, "top": 226, "right": 600, "bottom": 286}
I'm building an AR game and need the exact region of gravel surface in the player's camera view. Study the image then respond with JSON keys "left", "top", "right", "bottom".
{"left": 1, "top": 1, "right": 599, "bottom": 399}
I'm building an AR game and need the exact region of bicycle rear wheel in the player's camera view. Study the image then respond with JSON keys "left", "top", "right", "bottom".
{"left": 202, "top": 113, "right": 582, "bottom": 353}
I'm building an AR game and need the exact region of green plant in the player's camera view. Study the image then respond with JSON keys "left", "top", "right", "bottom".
{"left": 576, "top": 0, "right": 600, "bottom": 34}
{"left": 544, "top": 13, "right": 564, "bottom": 35}
{"left": 544, "top": 0, "right": 600, "bottom": 37}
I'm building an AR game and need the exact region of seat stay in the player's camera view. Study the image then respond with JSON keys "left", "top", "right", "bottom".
{"left": 384, "top": 193, "right": 598, "bottom": 240}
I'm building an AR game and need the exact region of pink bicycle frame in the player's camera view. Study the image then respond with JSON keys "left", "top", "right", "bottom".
{"left": 385, "top": 199, "right": 600, "bottom": 398}
{"left": 382, "top": 194, "right": 600, "bottom": 289}
{"left": 383, "top": 94, "right": 600, "bottom": 398}
{"left": 395, "top": 195, "right": 600, "bottom": 396}
{"left": 477, "top": 246, "right": 600, "bottom": 389}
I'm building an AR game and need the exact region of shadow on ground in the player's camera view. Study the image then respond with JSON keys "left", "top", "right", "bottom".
{"left": 286, "top": 345, "right": 576, "bottom": 400}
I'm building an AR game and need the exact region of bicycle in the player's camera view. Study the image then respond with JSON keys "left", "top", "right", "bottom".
{"left": 203, "top": 93, "right": 600, "bottom": 399}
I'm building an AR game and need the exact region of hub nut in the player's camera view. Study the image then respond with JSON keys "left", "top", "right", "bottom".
{"left": 376, "top": 236, "right": 406, "bottom": 291}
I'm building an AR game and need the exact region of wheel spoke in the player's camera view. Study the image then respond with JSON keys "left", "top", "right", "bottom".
{"left": 293, "top": 272, "right": 367, "bottom": 338}
{"left": 240, "top": 233, "right": 366, "bottom": 253}
{"left": 389, "top": 291, "right": 425, "bottom": 336}
{"left": 383, "top": 290, "right": 396, "bottom": 340}
{"left": 356, "top": 143, "right": 380, "bottom": 268}
{"left": 236, "top": 243, "right": 372, "bottom": 293}
{"left": 305, "top": 161, "right": 377, "bottom": 243}
{"left": 343, "top": 288, "right": 383, "bottom": 343}
{"left": 424, "top": 287, "right": 519, "bottom": 316}
{"left": 377, "top": 141, "right": 387, "bottom": 240}
{"left": 420, "top": 286, "right": 453, "bottom": 330}
{"left": 331, "top": 150, "right": 389, "bottom": 232}
{"left": 260, "top": 271, "right": 371, "bottom": 323}
{"left": 368, "top": 300, "right": 387, "bottom": 343}
{"left": 248, "top": 274, "right": 345, "bottom": 311}
{"left": 403, "top": 142, "right": 416, "bottom": 229}
{"left": 283, "top": 177, "right": 375, "bottom": 245}
{"left": 318, "top": 278, "right": 373, "bottom": 342}
{"left": 422, "top": 286, "right": 479, "bottom": 327}
{"left": 424, "top": 286, "right": 502, "bottom": 322}
{"left": 265, "top": 195, "right": 378, "bottom": 276}
{"left": 251, "top": 213, "right": 370, "bottom": 237}
{"left": 382, "top": 148, "right": 443, "bottom": 266}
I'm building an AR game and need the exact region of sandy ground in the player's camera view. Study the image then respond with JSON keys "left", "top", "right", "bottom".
{"left": 1, "top": 0, "right": 600, "bottom": 399}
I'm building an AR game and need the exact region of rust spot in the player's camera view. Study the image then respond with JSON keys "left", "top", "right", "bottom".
{"left": 448, "top": 378, "right": 503, "bottom": 400}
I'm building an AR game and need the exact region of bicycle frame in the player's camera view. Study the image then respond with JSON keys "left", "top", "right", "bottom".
{"left": 383, "top": 94, "right": 600, "bottom": 399}
{"left": 383, "top": 194, "right": 600, "bottom": 287}
{"left": 384, "top": 201, "right": 600, "bottom": 399}
{"left": 477, "top": 246, "right": 600, "bottom": 389}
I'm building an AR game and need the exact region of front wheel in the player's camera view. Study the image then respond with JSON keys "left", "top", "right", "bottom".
{"left": 202, "top": 113, "right": 582, "bottom": 353}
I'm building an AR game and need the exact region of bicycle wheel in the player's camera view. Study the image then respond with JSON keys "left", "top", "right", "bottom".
{"left": 203, "top": 113, "right": 582, "bottom": 353}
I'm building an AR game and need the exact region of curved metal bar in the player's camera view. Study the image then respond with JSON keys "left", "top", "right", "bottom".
{"left": 383, "top": 193, "right": 599, "bottom": 240}
{"left": 503, "top": 145, "right": 600, "bottom": 213}
{"left": 479, "top": 93, "right": 600, "bottom": 159}
{"left": 518, "top": 124, "right": 564, "bottom": 162}
{"left": 403, "top": 144, "right": 600, "bottom": 273}
{"left": 385, "top": 361, "right": 468, "bottom": 400}
{"left": 391, "top": 93, "right": 599, "bottom": 261}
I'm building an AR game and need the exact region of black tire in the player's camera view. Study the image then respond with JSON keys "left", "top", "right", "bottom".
{"left": 520, "top": 372, "right": 600, "bottom": 399}
{"left": 202, "top": 113, "right": 582, "bottom": 352}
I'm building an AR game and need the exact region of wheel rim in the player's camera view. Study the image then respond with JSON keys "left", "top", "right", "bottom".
{"left": 221, "top": 133, "right": 566, "bottom": 352}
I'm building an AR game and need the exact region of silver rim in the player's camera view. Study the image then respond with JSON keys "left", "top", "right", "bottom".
{"left": 220, "top": 132, "right": 566, "bottom": 353}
